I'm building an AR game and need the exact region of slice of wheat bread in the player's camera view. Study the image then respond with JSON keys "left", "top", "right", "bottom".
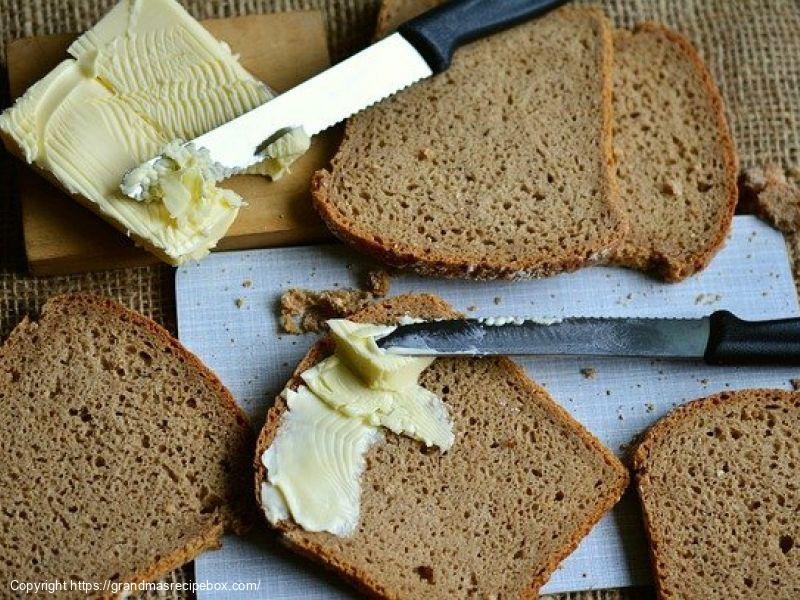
{"left": 0, "top": 294, "right": 254, "bottom": 598}
{"left": 631, "top": 389, "right": 800, "bottom": 599}
{"left": 312, "top": 6, "right": 624, "bottom": 280}
{"left": 255, "top": 294, "right": 629, "bottom": 598}
{"left": 610, "top": 23, "right": 737, "bottom": 281}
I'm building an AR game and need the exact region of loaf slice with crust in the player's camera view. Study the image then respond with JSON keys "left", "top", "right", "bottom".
{"left": 0, "top": 294, "right": 254, "bottom": 598}
{"left": 610, "top": 23, "right": 737, "bottom": 281}
{"left": 312, "top": 6, "right": 624, "bottom": 280}
{"left": 255, "top": 294, "right": 629, "bottom": 598}
{"left": 632, "top": 389, "right": 800, "bottom": 599}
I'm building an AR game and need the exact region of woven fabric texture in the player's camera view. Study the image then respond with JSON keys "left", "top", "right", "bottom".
{"left": 0, "top": 1, "right": 798, "bottom": 598}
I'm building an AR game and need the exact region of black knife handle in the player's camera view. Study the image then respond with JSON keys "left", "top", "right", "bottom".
{"left": 399, "top": 0, "right": 568, "bottom": 73}
{"left": 704, "top": 310, "right": 800, "bottom": 365}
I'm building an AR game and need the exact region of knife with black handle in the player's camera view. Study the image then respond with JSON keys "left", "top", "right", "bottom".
{"left": 376, "top": 311, "right": 800, "bottom": 365}
{"left": 703, "top": 311, "right": 800, "bottom": 364}
{"left": 399, "top": 0, "right": 566, "bottom": 73}
{"left": 122, "top": 0, "right": 568, "bottom": 199}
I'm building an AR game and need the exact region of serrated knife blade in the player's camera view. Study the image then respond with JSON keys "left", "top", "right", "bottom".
{"left": 376, "top": 317, "right": 713, "bottom": 358}
{"left": 184, "top": 33, "right": 433, "bottom": 174}
{"left": 375, "top": 312, "right": 800, "bottom": 365}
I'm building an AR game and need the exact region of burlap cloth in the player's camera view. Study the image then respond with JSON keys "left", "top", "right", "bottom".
{"left": 0, "top": 0, "right": 798, "bottom": 598}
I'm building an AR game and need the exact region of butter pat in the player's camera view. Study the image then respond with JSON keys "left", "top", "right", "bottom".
{"left": 0, "top": 0, "right": 308, "bottom": 265}
{"left": 327, "top": 319, "right": 434, "bottom": 389}
{"left": 302, "top": 355, "right": 454, "bottom": 450}
{"left": 261, "top": 386, "right": 381, "bottom": 536}
{"left": 302, "top": 355, "right": 395, "bottom": 417}
{"left": 258, "top": 128, "right": 312, "bottom": 179}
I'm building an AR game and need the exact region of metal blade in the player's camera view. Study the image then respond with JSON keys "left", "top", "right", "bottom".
{"left": 122, "top": 33, "right": 432, "bottom": 199}
{"left": 376, "top": 317, "right": 711, "bottom": 358}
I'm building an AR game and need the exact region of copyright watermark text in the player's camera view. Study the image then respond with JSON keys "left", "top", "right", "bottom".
{"left": 9, "top": 578, "right": 261, "bottom": 594}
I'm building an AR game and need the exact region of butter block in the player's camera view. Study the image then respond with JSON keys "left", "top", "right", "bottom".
{"left": 0, "top": 0, "right": 306, "bottom": 265}
{"left": 68, "top": 0, "right": 269, "bottom": 141}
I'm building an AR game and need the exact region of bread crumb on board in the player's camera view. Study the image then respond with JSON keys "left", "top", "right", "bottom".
{"left": 580, "top": 367, "right": 597, "bottom": 379}
{"left": 694, "top": 293, "right": 722, "bottom": 305}
{"left": 791, "top": 378, "right": 800, "bottom": 391}
{"left": 741, "top": 163, "right": 800, "bottom": 233}
{"left": 364, "top": 269, "right": 391, "bottom": 296}
{"left": 279, "top": 270, "right": 392, "bottom": 334}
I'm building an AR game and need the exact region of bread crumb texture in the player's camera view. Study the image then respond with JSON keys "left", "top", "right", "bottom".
{"left": 633, "top": 389, "right": 800, "bottom": 599}
{"left": 257, "top": 294, "right": 629, "bottom": 598}
{"left": 611, "top": 24, "right": 737, "bottom": 281}
{"left": 0, "top": 294, "right": 253, "bottom": 597}
{"left": 312, "top": 7, "right": 623, "bottom": 280}
{"left": 279, "top": 270, "right": 391, "bottom": 334}
{"left": 365, "top": 269, "right": 391, "bottom": 296}
{"left": 742, "top": 163, "right": 800, "bottom": 233}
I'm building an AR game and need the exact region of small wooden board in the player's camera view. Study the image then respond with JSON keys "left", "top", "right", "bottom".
{"left": 6, "top": 12, "right": 336, "bottom": 275}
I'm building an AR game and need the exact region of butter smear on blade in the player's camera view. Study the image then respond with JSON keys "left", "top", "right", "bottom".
{"left": 0, "top": 0, "right": 308, "bottom": 265}
{"left": 261, "top": 318, "right": 454, "bottom": 536}
{"left": 120, "top": 140, "right": 242, "bottom": 232}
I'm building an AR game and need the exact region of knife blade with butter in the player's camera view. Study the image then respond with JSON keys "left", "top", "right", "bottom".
{"left": 122, "top": 0, "right": 567, "bottom": 200}
{"left": 375, "top": 311, "right": 800, "bottom": 365}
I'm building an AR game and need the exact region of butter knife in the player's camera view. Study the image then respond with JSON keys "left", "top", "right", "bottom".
{"left": 122, "top": 0, "right": 567, "bottom": 199}
{"left": 375, "top": 312, "right": 800, "bottom": 365}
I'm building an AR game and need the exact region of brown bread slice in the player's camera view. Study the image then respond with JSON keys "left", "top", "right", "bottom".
{"left": 0, "top": 295, "right": 254, "bottom": 598}
{"left": 255, "top": 294, "right": 629, "bottom": 598}
{"left": 632, "top": 389, "right": 800, "bottom": 599}
{"left": 610, "top": 23, "right": 737, "bottom": 281}
{"left": 312, "top": 6, "right": 624, "bottom": 280}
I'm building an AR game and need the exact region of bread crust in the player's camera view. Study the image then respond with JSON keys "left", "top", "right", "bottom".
{"left": 0, "top": 294, "right": 254, "bottom": 599}
{"left": 311, "top": 6, "right": 626, "bottom": 281}
{"left": 610, "top": 23, "right": 738, "bottom": 282}
{"left": 254, "top": 293, "right": 629, "bottom": 598}
{"left": 631, "top": 389, "right": 800, "bottom": 599}
{"left": 373, "top": 0, "right": 442, "bottom": 40}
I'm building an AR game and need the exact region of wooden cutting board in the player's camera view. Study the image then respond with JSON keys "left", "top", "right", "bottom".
{"left": 6, "top": 12, "right": 337, "bottom": 275}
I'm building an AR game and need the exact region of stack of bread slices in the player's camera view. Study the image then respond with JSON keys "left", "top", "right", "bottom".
{"left": 313, "top": 2, "right": 738, "bottom": 282}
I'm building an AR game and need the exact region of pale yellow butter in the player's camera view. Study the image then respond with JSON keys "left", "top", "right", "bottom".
{"left": 302, "top": 354, "right": 454, "bottom": 450}
{"left": 258, "top": 129, "right": 312, "bottom": 179}
{"left": 261, "top": 319, "right": 454, "bottom": 537}
{"left": 327, "top": 319, "right": 435, "bottom": 389}
{"left": 0, "top": 0, "right": 307, "bottom": 265}
{"left": 261, "top": 386, "right": 381, "bottom": 536}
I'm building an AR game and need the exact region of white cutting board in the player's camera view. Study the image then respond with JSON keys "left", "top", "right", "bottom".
{"left": 176, "top": 215, "right": 800, "bottom": 597}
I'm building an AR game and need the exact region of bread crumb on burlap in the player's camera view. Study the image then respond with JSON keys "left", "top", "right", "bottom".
{"left": 741, "top": 163, "right": 800, "bottom": 233}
